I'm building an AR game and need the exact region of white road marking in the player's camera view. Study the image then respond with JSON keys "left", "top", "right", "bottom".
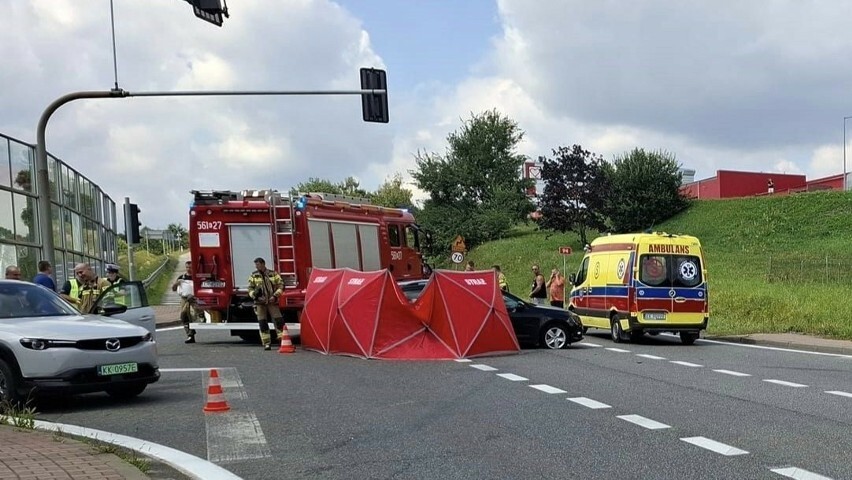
{"left": 670, "top": 361, "right": 703, "bottom": 367}
{"left": 496, "top": 373, "right": 528, "bottom": 381}
{"left": 825, "top": 390, "right": 852, "bottom": 398}
{"left": 605, "top": 348, "right": 631, "bottom": 353}
{"left": 470, "top": 364, "right": 498, "bottom": 371}
{"left": 454, "top": 359, "right": 472, "bottom": 363}
{"left": 680, "top": 436, "right": 749, "bottom": 456}
{"left": 157, "top": 326, "right": 184, "bottom": 332}
{"left": 763, "top": 379, "right": 808, "bottom": 388}
{"left": 770, "top": 467, "right": 834, "bottom": 479}
{"left": 567, "top": 397, "right": 611, "bottom": 409}
{"left": 636, "top": 354, "right": 667, "bottom": 360}
{"left": 617, "top": 415, "right": 671, "bottom": 430}
{"left": 161, "top": 367, "right": 216, "bottom": 372}
{"left": 33, "top": 420, "right": 241, "bottom": 479}
{"left": 696, "top": 337, "right": 852, "bottom": 359}
{"left": 529, "top": 384, "right": 567, "bottom": 394}
{"left": 579, "top": 342, "right": 603, "bottom": 348}
{"left": 713, "top": 369, "right": 752, "bottom": 377}
{"left": 206, "top": 412, "right": 271, "bottom": 463}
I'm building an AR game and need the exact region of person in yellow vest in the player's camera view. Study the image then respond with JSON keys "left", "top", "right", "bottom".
{"left": 103, "top": 264, "right": 127, "bottom": 306}
{"left": 247, "top": 257, "right": 284, "bottom": 350}
{"left": 59, "top": 263, "right": 106, "bottom": 313}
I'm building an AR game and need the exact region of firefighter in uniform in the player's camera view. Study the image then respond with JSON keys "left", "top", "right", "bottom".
{"left": 247, "top": 257, "right": 285, "bottom": 350}
{"left": 60, "top": 263, "right": 107, "bottom": 313}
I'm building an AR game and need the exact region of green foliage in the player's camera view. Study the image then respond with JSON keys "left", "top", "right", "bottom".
{"left": 291, "top": 176, "right": 369, "bottom": 198}
{"left": 602, "top": 148, "right": 690, "bottom": 232}
{"left": 412, "top": 109, "right": 534, "bottom": 258}
{"left": 538, "top": 145, "right": 610, "bottom": 246}
{"left": 465, "top": 190, "right": 852, "bottom": 339}
{"left": 370, "top": 174, "right": 414, "bottom": 209}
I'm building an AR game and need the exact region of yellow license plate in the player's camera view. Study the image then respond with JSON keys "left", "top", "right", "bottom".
{"left": 97, "top": 362, "right": 138, "bottom": 376}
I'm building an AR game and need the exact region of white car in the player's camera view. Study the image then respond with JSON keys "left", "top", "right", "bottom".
{"left": 0, "top": 280, "right": 159, "bottom": 406}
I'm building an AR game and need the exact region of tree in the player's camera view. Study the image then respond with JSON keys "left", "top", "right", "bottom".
{"left": 167, "top": 223, "right": 188, "bottom": 250}
{"left": 538, "top": 145, "right": 610, "bottom": 246}
{"left": 370, "top": 173, "right": 414, "bottom": 209}
{"left": 412, "top": 109, "right": 534, "bottom": 258}
{"left": 602, "top": 148, "right": 691, "bottom": 232}
{"left": 291, "top": 176, "right": 369, "bottom": 198}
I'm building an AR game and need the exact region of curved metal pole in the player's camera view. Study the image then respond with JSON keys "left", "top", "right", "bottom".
{"left": 35, "top": 90, "right": 129, "bottom": 280}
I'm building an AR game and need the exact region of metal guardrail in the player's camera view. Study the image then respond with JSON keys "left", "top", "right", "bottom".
{"left": 142, "top": 257, "right": 174, "bottom": 289}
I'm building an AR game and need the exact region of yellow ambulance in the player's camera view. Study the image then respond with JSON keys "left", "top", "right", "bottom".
{"left": 567, "top": 232, "right": 708, "bottom": 345}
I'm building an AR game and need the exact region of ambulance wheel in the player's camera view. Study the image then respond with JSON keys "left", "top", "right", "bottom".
{"left": 610, "top": 318, "right": 627, "bottom": 343}
{"left": 680, "top": 332, "right": 699, "bottom": 345}
{"left": 582, "top": 327, "right": 589, "bottom": 335}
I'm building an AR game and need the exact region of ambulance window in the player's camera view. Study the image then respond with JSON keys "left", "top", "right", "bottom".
{"left": 640, "top": 255, "right": 668, "bottom": 287}
{"left": 388, "top": 225, "right": 401, "bottom": 247}
{"left": 673, "top": 256, "right": 702, "bottom": 287}
{"left": 575, "top": 257, "right": 589, "bottom": 285}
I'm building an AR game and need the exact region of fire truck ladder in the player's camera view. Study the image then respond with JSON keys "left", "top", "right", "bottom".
{"left": 270, "top": 192, "right": 298, "bottom": 288}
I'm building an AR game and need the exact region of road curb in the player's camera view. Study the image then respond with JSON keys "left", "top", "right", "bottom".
{"left": 705, "top": 335, "right": 852, "bottom": 356}
{"left": 156, "top": 320, "right": 183, "bottom": 329}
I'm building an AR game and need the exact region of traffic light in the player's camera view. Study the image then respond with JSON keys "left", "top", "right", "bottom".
{"left": 125, "top": 203, "right": 142, "bottom": 245}
{"left": 186, "top": 0, "right": 228, "bottom": 27}
{"left": 360, "top": 68, "right": 389, "bottom": 123}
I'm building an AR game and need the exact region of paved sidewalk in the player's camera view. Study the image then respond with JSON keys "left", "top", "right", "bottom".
{"left": 0, "top": 425, "right": 150, "bottom": 480}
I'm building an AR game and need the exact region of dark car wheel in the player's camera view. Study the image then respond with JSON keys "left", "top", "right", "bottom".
{"left": 610, "top": 318, "right": 627, "bottom": 343}
{"left": 0, "top": 358, "right": 23, "bottom": 407}
{"left": 541, "top": 324, "right": 569, "bottom": 350}
{"left": 105, "top": 383, "right": 147, "bottom": 400}
{"left": 680, "top": 332, "right": 699, "bottom": 345}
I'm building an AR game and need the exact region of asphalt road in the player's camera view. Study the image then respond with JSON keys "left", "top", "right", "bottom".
{"left": 35, "top": 328, "right": 852, "bottom": 480}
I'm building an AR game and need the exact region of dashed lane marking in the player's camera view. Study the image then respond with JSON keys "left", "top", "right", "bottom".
{"left": 825, "top": 390, "right": 852, "bottom": 399}
{"left": 567, "top": 397, "right": 611, "bottom": 409}
{"left": 635, "top": 354, "right": 667, "bottom": 360}
{"left": 605, "top": 348, "right": 631, "bottom": 353}
{"left": 770, "top": 466, "right": 834, "bottom": 479}
{"left": 470, "top": 364, "right": 498, "bottom": 371}
{"left": 670, "top": 360, "right": 703, "bottom": 367}
{"left": 454, "top": 359, "right": 472, "bottom": 363}
{"left": 763, "top": 379, "right": 808, "bottom": 388}
{"left": 713, "top": 369, "right": 752, "bottom": 377}
{"left": 617, "top": 415, "right": 671, "bottom": 430}
{"left": 579, "top": 342, "right": 603, "bottom": 348}
{"left": 680, "top": 436, "right": 749, "bottom": 456}
{"left": 529, "top": 384, "right": 567, "bottom": 394}
{"left": 496, "top": 373, "right": 528, "bottom": 381}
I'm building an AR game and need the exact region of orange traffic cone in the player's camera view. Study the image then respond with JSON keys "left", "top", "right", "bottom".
{"left": 278, "top": 325, "right": 295, "bottom": 354}
{"left": 203, "top": 369, "right": 230, "bottom": 413}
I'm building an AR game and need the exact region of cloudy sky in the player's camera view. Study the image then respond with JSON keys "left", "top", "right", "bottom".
{"left": 2, "top": 0, "right": 852, "bottom": 229}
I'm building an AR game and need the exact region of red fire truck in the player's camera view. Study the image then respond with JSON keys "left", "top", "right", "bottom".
{"left": 187, "top": 189, "right": 430, "bottom": 341}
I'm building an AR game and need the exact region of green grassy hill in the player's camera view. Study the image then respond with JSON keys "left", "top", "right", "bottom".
{"left": 462, "top": 190, "right": 852, "bottom": 339}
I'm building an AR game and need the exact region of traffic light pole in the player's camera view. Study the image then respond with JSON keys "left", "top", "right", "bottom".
{"left": 35, "top": 86, "right": 386, "bottom": 281}
{"left": 124, "top": 197, "right": 136, "bottom": 281}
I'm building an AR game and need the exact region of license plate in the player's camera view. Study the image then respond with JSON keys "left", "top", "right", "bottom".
{"left": 201, "top": 281, "right": 226, "bottom": 288}
{"left": 643, "top": 312, "right": 667, "bottom": 321}
{"left": 97, "top": 362, "right": 138, "bottom": 376}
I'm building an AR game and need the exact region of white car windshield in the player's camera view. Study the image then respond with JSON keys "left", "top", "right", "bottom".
{"left": 0, "top": 282, "right": 79, "bottom": 319}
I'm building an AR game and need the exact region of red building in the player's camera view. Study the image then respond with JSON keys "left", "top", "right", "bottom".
{"left": 680, "top": 169, "right": 845, "bottom": 199}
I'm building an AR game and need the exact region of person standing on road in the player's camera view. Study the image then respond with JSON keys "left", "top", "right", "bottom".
{"left": 547, "top": 269, "right": 565, "bottom": 309}
{"left": 32, "top": 261, "right": 56, "bottom": 291}
{"left": 529, "top": 264, "right": 547, "bottom": 305}
{"left": 4, "top": 265, "right": 21, "bottom": 280}
{"left": 172, "top": 261, "right": 197, "bottom": 344}
{"left": 60, "top": 263, "right": 105, "bottom": 313}
{"left": 494, "top": 265, "right": 509, "bottom": 292}
{"left": 247, "top": 257, "right": 285, "bottom": 351}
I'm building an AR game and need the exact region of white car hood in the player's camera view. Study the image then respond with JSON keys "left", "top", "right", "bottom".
{"left": 0, "top": 314, "right": 148, "bottom": 340}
